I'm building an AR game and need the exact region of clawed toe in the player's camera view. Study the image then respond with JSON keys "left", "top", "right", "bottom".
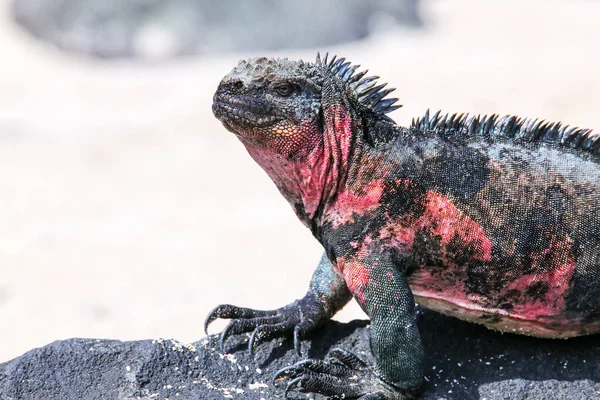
{"left": 204, "top": 299, "right": 326, "bottom": 355}
{"left": 326, "top": 348, "right": 368, "bottom": 370}
{"left": 218, "top": 315, "right": 284, "bottom": 352}
{"left": 272, "top": 351, "right": 369, "bottom": 399}
{"left": 248, "top": 321, "right": 295, "bottom": 355}
{"left": 271, "top": 349, "right": 417, "bottom": 399}
{"left": 204, "top": 304, "right": 276, "bottom": 335}
{"left": 283, "top": 373, "right": 358, "bottom": 399}
{"left": 273, "top": 359, "right": 354, "bottom": 386}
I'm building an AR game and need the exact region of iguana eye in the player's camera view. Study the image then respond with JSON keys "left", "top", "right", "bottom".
{"left": 274, "top": 83, "right": 297, "bottom": 97}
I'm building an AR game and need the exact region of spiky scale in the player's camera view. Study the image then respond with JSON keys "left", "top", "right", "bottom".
{"left": 502, "top": 116, "right": 516, "bottom": 138}
{"left": 447, "top": 113, "right": 459, "bottom": 128}
{"left": 582, "top": 131, "right": 596, "bottom": 150}
{"left": 375, "top": 98, "right": 399, "bottom": 112}
{"left": 331, "top": 58, "right": 346, "bottom": 72}
{"left": 591, "top": 133, "right": 600, "bottom": 154}
{"left": 364, "top": 88, "right": 391, "bottom": 106}
{"left": 337, "top": 61, "right": 351, "bottom": 75}
{"left": 354, "top": 76, "right": 380, "bottom": 94}
{"left": 348, "top": 69, "right": 368, "bottom": 84}
{"left": 408, "top": 108, "right": 596, "bottom": 157}
{"left": 570, "top": 128, "right": 588, "bottom": 148}
{"left": 422, "top": 109, "right": 430, "bottom": 125}
{"left": 328, "top": 54, "right": 337, "bottom": 66}
{"left": 342, "top": 64, "right": 359, "bottom": 81}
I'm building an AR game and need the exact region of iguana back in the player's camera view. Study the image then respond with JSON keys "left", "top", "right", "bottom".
{"left": 367, "top": 111, "right": 600, "bottom": 337}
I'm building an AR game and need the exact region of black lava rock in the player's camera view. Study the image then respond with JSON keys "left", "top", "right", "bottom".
{"left": 1, "top": 307, "right": 598, "bottom": 399}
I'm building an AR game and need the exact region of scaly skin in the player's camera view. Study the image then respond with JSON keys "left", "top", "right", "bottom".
{"left": 206, "top": 54, "right": 600, "bottom": 399}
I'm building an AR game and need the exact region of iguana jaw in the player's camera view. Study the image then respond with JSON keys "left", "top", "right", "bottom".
{"left": 212, "top": 94, "right": 284, "bottom": 132}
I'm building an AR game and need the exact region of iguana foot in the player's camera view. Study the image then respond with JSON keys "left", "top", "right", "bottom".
{"left": 273, "top": 348, "right": 420, "bottom": 400}
{"left": 204, "top": 293, "right": 328, "bottom": 355}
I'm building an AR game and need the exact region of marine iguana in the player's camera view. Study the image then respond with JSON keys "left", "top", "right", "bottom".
{"left": 206, "top": 53, "right": 600, "bottom": 399}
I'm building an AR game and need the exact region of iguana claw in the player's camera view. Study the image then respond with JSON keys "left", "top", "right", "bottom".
{"left": 204, "top": 294, "right": 327, "bottom": 355}
{"left": 204, "top": 304, "right": 275, "bottom": 335}
{"left": 273, "top": 348, "right": 419, "bottom": 399}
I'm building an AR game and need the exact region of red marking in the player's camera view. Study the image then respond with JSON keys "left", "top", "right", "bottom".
{"left": 500, "top": 234, "right": 576, "bottom": 318}
{"left": 337, "top": 257, "right": 370, "bottom": 306}
{"left": 306, "top": 104, "right": 354, "bottom": 214}
{"left": 418, "top": 191, "right": 492, "bottom": 261}
{"left": 241, "top": 104, "right": 357, "bottom": 225}
{"left": 413, "top": 291, "right": 600, "bottom": 338}
{"left": 359, "top": 189, "right": 495, "bottom": 311}
{"left": 336, "top": 189, "right": 494, "bottom": 311}
{"left": 402, "top": 192, "right": 579, "bottom": 325}
{"left": 376, "top": 189, "right": 492, "bottom": 264}
{"left": 327, "top": 180, "right": 385, "bottom": 227}
{"left": 412, "top": 234, "right": 584, "bottom": 338}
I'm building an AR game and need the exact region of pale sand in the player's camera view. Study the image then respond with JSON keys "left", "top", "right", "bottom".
{"left": 0, "top": 0, "right": 599, "bottom": 362}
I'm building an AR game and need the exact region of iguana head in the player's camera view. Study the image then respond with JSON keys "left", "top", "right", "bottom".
{"left": 213, "top": 54, "right": 400, "bottom": 158}
{"left": 212, "top": 54, "right": 400, "bottom": 226}
{"left": 212, "top": 57, "right": 324, "bottom": 158}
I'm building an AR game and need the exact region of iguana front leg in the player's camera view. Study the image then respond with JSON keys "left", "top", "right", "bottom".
{"left": 204, "top": 253, "right": 352, "bottom": 355}
{"left": 275, "top": 251, "right": 424, "bottom": 399}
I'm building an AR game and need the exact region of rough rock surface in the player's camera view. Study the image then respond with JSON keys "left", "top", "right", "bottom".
{"left": 2, "top": 307, "right": 599, "bottom": 400}
{"left": 11, "top": 0, "right": 421, "bottom": 59}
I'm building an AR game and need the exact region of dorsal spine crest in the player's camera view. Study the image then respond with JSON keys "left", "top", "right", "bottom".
{"left": 411, "top": 109, "right": 598, "bottom": 155}
{"left": 315, "top": 52, "right": 402, "bottom": 118}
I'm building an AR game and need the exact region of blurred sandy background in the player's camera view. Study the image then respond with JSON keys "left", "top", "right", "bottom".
{"left": 1, "top": 0, "right": 599, "bottom": 362}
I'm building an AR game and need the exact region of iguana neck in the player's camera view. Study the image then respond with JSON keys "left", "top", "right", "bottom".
{"left": 241, "top": 103, "right": 360, "bottom": 237}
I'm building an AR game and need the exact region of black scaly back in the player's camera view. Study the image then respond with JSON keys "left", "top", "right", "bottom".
{"left": 315, "top": 52, "right": 402, "bottom": 120}
{"left": 412, "top": 109, "right": 599, "bottom": 155}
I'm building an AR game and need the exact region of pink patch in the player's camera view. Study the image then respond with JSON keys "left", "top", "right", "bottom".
{"left": 500, "top": 234, "right": 576, "bottom": 317}
{"left": 240, "top": 104, "right": 358, "bottom": 225}
{"left": 377, "top": 190, "right": 492, "bottom": 263}
{"left": 418, "top": 192, "right": 492, "bottom": 261}
{"left": 337, "top": 257, "right": 370, "bottom": 306}
{"left": 327, "top": 180, "right": 385, "bottom": 227}
{"left": 300, "top": 104, "right": 356, "bottom": 218}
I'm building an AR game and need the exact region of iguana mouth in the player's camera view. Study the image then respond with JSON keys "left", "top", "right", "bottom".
{"left": 212, "top": 95, "right": 283, "bottom": 130}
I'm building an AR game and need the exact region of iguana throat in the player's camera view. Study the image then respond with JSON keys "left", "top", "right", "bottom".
{"left": 212, "top": 55, "right": 393, "bottom": 231}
